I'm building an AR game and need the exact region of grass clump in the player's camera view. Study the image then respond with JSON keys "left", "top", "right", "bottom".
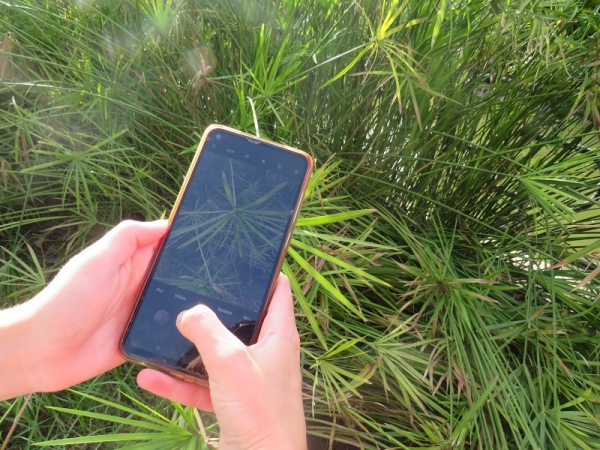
{"left": 1, "top": 0, "right": 600, "bottom": 448}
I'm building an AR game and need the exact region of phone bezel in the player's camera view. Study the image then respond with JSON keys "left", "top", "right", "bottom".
{"left": 119, "top": 124, "right": 313, "bottom": 385}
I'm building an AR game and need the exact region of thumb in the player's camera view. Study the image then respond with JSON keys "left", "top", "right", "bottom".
{"left": 176, "top": 305, "right": 251, "bottom": 380}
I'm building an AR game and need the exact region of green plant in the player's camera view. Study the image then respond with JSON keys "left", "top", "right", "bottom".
{"left": 32, "top": 391, "right": 217, "bottom": 450}
{"left": 1, "top": 0, "right": 599, "bottom": 448}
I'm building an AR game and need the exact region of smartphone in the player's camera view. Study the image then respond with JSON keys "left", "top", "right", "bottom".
{"left": 120, "top": 125, "right": 313, "bottom": 384}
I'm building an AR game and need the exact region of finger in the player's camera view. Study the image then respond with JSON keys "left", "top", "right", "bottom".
{"left": 177, "top": 305, "right": 250, "bottom": 379}
{"left": 256, "top": 274, "right": 299, "bottom": 343}
{"left": 137, "top": 369, "right": 214, "bottom": 411}
{"left": 88, "top": 220, "right": 168, "bottom": 264}
{"left": 123, "top": 242, "right": 162, "bottom": 301}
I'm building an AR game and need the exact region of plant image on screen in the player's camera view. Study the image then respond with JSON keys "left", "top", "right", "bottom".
{"left": 154, "top": 152, "right": 293, "bottom": 312}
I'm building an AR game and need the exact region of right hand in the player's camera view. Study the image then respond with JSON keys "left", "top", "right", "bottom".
{"left": 137, "top": 274, "right": 306, "bottom": 450}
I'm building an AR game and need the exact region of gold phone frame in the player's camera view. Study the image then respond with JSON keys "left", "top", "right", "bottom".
{"left": 119, "top": 124, "right": 314, "bottom": 386}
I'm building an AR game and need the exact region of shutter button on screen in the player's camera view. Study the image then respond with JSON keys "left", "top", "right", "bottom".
{"left": 154, "top": 310, "right": 169, "bottom": 324}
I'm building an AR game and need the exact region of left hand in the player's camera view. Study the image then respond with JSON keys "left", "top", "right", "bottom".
{"left": 17, "top": 220, "right": 167, "bottom": 393}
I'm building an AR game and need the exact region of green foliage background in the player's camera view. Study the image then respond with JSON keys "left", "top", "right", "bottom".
{"left": 1, "top": 0, "right": 599, "bottom": 448}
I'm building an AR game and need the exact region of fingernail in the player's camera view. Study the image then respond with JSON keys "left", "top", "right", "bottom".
{"left": 193, "top": 304, "right": 211, "bottom": 315}
{"left": 177, "top": 304, "right": 210, "bottom": 325}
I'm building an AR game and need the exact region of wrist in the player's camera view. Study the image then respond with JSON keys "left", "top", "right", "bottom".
{"left": 219, "top": 430, "right": 307, "bottom": 450}
{"left": 0, "top": 300, "right": 42, "bottom": 400}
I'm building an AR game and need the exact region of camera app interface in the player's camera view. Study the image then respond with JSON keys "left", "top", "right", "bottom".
{"left": 123, "top": 130, "right": 308, "bottom": 376}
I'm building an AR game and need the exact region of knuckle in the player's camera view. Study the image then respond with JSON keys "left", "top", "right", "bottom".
{"left": 281, "top": 326, "right": 301, "bottom": 352}
{"left": 109, "top": 220, "right": 139, "bottom": 239}
{"left": 115, "top": 219, "right": 137, "bottom": 230}
{"left": 289, "top": 331, "right": 301, "bottom": 353}
{"left": 227, "top": 345, "right": 250, "bottom": 364}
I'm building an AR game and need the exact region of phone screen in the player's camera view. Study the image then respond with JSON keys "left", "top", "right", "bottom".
{"left": 122, "top": 128, "right": 310, "bottom": 377}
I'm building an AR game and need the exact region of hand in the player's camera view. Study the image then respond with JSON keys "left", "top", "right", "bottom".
{"left": 12, "top": 220, "right": 167, "bottom": 394}
{"left": 137, "top": 275, "right": 306, "bottom": 450}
